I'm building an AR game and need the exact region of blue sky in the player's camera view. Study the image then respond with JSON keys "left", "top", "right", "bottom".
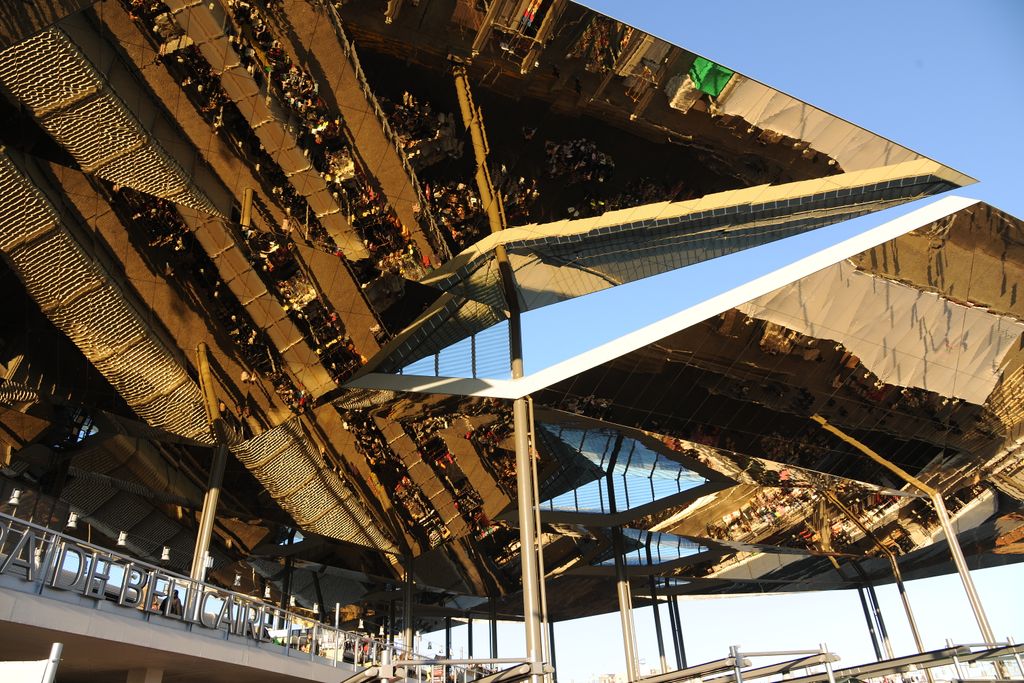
{"left": 422, "top": 2, "right": 1024, "bottom": 680}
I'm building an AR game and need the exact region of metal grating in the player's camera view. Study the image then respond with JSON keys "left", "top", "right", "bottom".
{"left": 0, "top": 27, "right": 224, "bottom": 216}
{"left": 0, "top": 150, "right": 212, "bottom": 442}
{"left": 231, "top": 418, "right": 397, "bottom": 552}
{"left": 0, "top": 28, "right": 101, "bottom": 115}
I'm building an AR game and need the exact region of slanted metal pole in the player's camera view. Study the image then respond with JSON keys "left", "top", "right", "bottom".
{"left": 666, "top": 585, "right": 683, "bottom": 669}
{"left": 191, "top": 343, "right": 228, "bottom": 582}
{"left": 821, "top": 643, "right": 837, "bottom": 683}
{"left": 827, "top": 492, "right": 926, "bottom": 655}
{"left": 865, "top": 583, "right": 895, "bottom": 660}
{"left": 858, "top": 587, "right": 884, "bottom": 661}
{"left": 813, "top": 415, "right": 998, "bottom": 645}
{"left": 671, "top": 594, "right": 687, "bottom": 669}
{"left": 41, "top": 642, "right": 62, "bottom": 683}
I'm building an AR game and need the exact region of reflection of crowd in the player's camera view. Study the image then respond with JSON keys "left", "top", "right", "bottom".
{"left": 404, "top": 414, "right": 491, "bottom": 539}
{"left": 545, "top": 138, "right": 614, "bottom": 185}
{"left": 426, "top": 181, "right": 489, "bottom": 250}
{"left": 112, "top": 187, "right": 311, "bottom": 416}
{"left": 237, "top": 226, "right": 366, "bottom": 384}
{"left": 226, "top": 0, "right": 426, "bottom": 278}
{"left": 566, "top": 16, "right": 633, "bottom": 73}
{"left": 381, "top": 92, "right": 463, "bottom": 170}
{"left": 341, "top": 411, "right": 450, "bottom": 548}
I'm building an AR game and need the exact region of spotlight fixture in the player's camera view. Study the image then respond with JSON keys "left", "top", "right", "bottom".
{"left": 67, "top": 512, "right": 78, "bottom": 529}
{"left": 161, "top": 546, "right": 171, "bottom": 561}
{"left": 264, "top": 585, "right": 272, "bottom": 600}
{"left": 117, "top": 531, "right": 128, "bottom": 547}
{"left": 233, "top": 573, "right": 241, "bottom": 587}
{"left": 8, "top": 489, "right": 21, "bottom": 506}
{"left": 289, "top": 595, "right": 296, "bottom": 607}
{"left": 358, "top": 618, "right": 364, "bottom": 630}
{"left": 313, "top": 602, "right": 319, "bottom": 614}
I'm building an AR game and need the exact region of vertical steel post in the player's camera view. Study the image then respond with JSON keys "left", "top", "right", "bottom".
{"left": 613, "top": 527, "right": 640, "bottom": 682}
{"left": 404, "top": 558, "right": 415, "bottom": 654}
{"left": 730, "top": 645, "right": 744, "bottom": 683}
{"left": 858, "top": 587, "right": 884, "bottom": 661}
{"left": 671, "top": 594, "right": 687, "bottom": 669}
{"left": 467, "top": 615, "right": 473, "bottom": 658}
{"left": 191, "top": 343, "right": 228, "bottom": 582}
{"left": 821, "top": 644, "right": 837, "bottom": 683}
{"left": 645, "top": 539, "right": 667, "bottom": 674}
{"left": 666, "top": 585, "right": 683, "bottom": 669}
{"left": 489, "top": 597, "right": 498, "bottom": 658}
{"left": 865, "top": 584, "right": 894, "bottom": 660}
{"left": 549, "top": 620, "right": 558, "bottom": 683}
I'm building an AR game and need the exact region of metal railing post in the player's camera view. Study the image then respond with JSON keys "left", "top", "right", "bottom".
{"left": 730, "top": 645, "right": 744, "bottom": 683}
{"left": 821, "top": 644, "right": 836, "bottom": 683}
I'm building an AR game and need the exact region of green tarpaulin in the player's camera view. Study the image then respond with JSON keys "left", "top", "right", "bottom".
{"left": 689, "top": 56, "right": 734, "bottom": 97}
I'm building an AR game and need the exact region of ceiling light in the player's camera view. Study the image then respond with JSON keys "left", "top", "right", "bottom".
{"left": 161, "top": 546, "right": 171, "bottom": 561}
{"left": 67, "top": 511, "right": 78, "bottom": 529}
{"left": 8, "top": 489, "right": 21, "bottom": 506}
{"left": 264, "top": 585, "right": 272, "bottom": 600}
{"left": 117, "top": 531, "right": 128, "bottom": 547}
{"left": 233, "top": 573, "right": 241, "bottom": 587}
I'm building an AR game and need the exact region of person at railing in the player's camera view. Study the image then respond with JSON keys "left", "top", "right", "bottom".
{"left": 160, "top": 589, "right": 184, "bottom": 616}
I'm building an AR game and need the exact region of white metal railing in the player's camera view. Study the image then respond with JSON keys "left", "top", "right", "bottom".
{"left": 0, "top": 511, "right": 494, "bottom": 679}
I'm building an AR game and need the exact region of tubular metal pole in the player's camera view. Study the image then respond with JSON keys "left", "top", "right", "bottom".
{"left": 930, "top": 491, "right": 997, "bottom": 645}
{"left": 514, "top": 394, "right": 544, "bottom": 683}
{"left": 865, "top": 583, "right": 895, "bottom": 660}
{"left": 191, "top": 343, "right": 228, "bottom": 582}
{"left": 41, "top": 642, "right": 62, "bottom": 683}
{"left": 827, "top": 492, "right": 926, "bottom": 654}
{"left": 549, "top": 620, "right": 558, "bottom": 683}
{"left": 455, "top": 61, "right": 543, "bottom": 683}
{"left": 468, "top": 616, "right": 473, "bottom": 658}
{"left": 821, "top": 643, "right": 837, "bottom": 683}
{"left": 613, "top": 527, "right": 640, "bottom": 682}
{"left": 527, "top": 397, "right": 552, "bottom": 681}
{"left": 490, "top": 597, "right": 498, "bottom": 658}
{"left": 671, "top": 595, "right": 687, "bottom": 669}
{"left": 404, "top": 558, "right": 415, "bottom": 653}
{"left": 645, "top": 539, "right": 667, "bottom": 674}
{"left": 666, "top": 585, "right": 683, "bottom": 669}
{"left": 730, "top": 645, "right": 744, "bottom": 683}
{"left": 858, "top": 587, "right": 884, "bottom": 661}
{"left": 813, "top": 415, "right": 997, "bottom": 645}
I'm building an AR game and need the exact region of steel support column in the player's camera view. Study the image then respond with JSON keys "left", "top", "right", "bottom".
{"left": 549, "top": 620, "right": 558, "bottom": 683}
{"left": 490, "top": 597, "right": 498, "bottom": 658}
{"left": 671, "top": 595, "right": 687, "bottom": 669}
{"left": 865, "top": 583, "right": 894, "bottom": 660}
{"left": 645, "top": 539, "right": 667, "bottom": 674}
{"left": 404, "top": 557, "right": 415, "bottom": 653}
{"left": 858, "top": 587, "right": 884, "bottom": 661}
{"left": 613, "top": 527, "right": 640, "bottom": 682}
{"left": 190, "top": 343, "right": 228, "bottom": 582}
{"left": 813, "top": 415, "right": 997, "bottom": 645}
